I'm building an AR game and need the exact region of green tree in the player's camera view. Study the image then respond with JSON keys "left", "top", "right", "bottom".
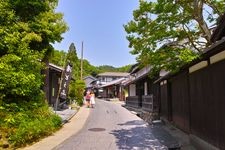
{"left": 69, "top": 80, "right": 85, "bottom": 106}
{"left": 117, "top": 64, "right": 132, "bottom": 72}
{"left": 0, "top": 0, "right": 67, "bottom": 147}
{"left": 97, "top": 65, "right": 117, "bottom": 72}
{"left": 124, "top": 0, "right": 224, "bottom": 73}
{"left": 0, "top": 0, "right": 67, "bottom": 103}
{"left": 66, "top": 43, "right": 80, "bottom": 79}
{"left": 65, "top": 43, "right": 86, "bottom": 105}
{"left": 49, "top": 50, "right": 67, "bottom": 67}
{"left": 82, "top": 59, "right": 100, "bottom": 77}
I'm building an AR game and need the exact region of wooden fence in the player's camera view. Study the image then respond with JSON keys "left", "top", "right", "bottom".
{"left": 159, "top": 59, "right": 225, "bottom": 149}
{"left": 189, "top": 59, "right": 225, "bottom": 149}
{"left": 142, "top": 95, "right": 153, "bottom": 112}
{"left": 125, "top": 96, "right": 139, "bottom": 108}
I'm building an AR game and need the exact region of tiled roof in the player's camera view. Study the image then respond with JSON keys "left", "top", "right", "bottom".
{"left": 83, "top": 76, "right": 97, "bottom": 81}
{"left": 97, "top": 72, "right": 129, "bottom": 77}
{"left": 99, "top": 78, "right": 126, "bottom": 88}
{"left": 49, "top": 63, "right": 64, "bottom": 72}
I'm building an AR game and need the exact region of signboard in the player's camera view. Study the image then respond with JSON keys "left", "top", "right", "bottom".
{"left": 59, "top": 63, "right": 73, "bottom": 100}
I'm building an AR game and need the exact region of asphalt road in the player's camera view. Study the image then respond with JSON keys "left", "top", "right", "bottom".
{"left": 53, "top": 99, "right": 167, "bottom": 150}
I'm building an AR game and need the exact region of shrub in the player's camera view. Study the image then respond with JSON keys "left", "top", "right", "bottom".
{"left": 69, "top": 79, "right": 85, "bottom": 106}
{"left": 0, "top": 101, "right": 62, "bottom": 147}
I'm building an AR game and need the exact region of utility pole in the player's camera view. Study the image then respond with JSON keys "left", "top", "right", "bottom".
{"left": 80, "top": 41, "right": 83, "bottom": 80}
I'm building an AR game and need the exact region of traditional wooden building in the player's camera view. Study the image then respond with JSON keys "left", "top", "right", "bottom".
{"left": 96, "top": 72, "right": 129, "bottom": 99}
{"left": 96, "top": 72, "right": 129, "bottom": 85}
{"left": 124, "top": 65, "right": 159, "bottom": 120}
{"left": 98, "top": 78, "right": 126, "bottom": 100}
{"left": 83, "top": 76, "right": 97, "bottom": 89}
{"left": 44, "top": 63, "right": 64, "bottom": 107}
{"left": 155, "top": 13, "right": 225, "bottom": 150}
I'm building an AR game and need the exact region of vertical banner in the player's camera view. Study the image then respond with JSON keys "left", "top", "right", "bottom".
{"left": 59, "top": 63, "right": 73, "bottom": 100}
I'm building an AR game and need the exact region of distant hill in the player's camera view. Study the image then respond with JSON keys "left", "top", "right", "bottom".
{"left": 81, "top": 60, "right": 132, "bottom": 77}
{"left": 97, "top": 65, "right": 132, "bottom": 73}
{"left": 50, "top": 49, "right": 133, "bottom": 78}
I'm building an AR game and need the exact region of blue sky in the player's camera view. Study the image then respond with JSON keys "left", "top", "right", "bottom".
{"left": 53, "top": 0, "right": 139, "bottom": 67}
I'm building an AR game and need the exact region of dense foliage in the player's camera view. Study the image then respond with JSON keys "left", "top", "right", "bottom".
{"left": 124, "top": 0, "right": 224, "bottom": 74}
{"left": 0, "top": 0, "right": 67, "bottom": 148}
{"left": 49, "top": 50, "right": 67, "bottom": 67}
{"left": 97, "top": 65, "right": 132, "bottom": 73}
{"left": 64, "top": 43, "right": 86, "bottom": 106}
{"left": 0, "top": 0, "right": 67, "bottom": 102}
{"left": 72, "top": 80, "right": 85, "bottom": 106}
{"left": 66, "top": 43, "right": 80, "bottom": 79}
{"left": 0, "top": 100, "right": 61, "bottom": 147}
{"left": 82, "top": 59, "right": 101, "bottom": 77}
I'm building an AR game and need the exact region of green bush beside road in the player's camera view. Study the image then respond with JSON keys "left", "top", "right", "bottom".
{"left": 0, "top": 101, "right": 62, "bottom": 148}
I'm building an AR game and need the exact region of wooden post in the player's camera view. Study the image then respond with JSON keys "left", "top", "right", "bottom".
{"left": 54, "top": 69, "right": 63, "bottom": 111}
{"left": 81, "top": 41, "right": 83, "bottom": 80}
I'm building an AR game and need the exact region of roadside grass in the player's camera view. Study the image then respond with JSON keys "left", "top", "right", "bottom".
{"left": 0, "top": 101, "right": 62, "bottom": 149}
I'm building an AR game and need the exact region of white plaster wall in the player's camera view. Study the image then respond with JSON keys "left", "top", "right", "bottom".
{"left": 129, "top": 84, "right": 136, "bottom": 96}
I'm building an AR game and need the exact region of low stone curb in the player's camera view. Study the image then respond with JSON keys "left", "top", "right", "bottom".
{"left": 55, "top": 108, "right": 79, "bottom": 125}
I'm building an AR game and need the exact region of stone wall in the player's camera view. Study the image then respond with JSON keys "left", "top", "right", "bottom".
{"left": 139, "top": 111, "right": 159, "bottom": 124}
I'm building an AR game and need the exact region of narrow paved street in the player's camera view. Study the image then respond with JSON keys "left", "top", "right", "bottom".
{"left": 54, "top": 99, "right": 167, "bottom": 150}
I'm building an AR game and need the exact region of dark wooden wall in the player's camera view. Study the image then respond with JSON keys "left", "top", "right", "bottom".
{"left": 189, "top": 59, "right": 225, "bottom": 149}
{"left": 152, "top": 83, "right": 160, "bottom": 113}
{"left": 126, "top": 76, "right": 159, "bottom": 112}
{"left": 170, "top": 71, "right": 190, "bottom": 133}
{"left": 126, "top": 96, "right": 139, "bottom": 108}
{"left": 136, "top": 79, "right": 145, "bottom": 107}
{"left": 142, "top": 94, "right": 159, "bottom": 113}
{"left": 159, "top": 59, "right": 225, "bottom": 149}
{"left": 49, "top": 69, "right": 61, "bottom": 106}
{"left": 160, "top": 83, "right": 171, "bottom": 120}
{"left": 147, "top": 79, "right": 154, "bottom": 94}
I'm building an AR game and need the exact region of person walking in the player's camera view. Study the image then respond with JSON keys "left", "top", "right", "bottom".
{"left": 85, "top": 90, "right": 91, "bottom": 108}
{"left": 90, "top": 91, "right": 95, "bottom": 108}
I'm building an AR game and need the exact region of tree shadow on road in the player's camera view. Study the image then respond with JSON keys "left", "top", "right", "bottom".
{"left": 110, "top": 120, "right": 168, "bottom": 150}
{"left": 117, "top": 120, "right": 147, "bottom": 126}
